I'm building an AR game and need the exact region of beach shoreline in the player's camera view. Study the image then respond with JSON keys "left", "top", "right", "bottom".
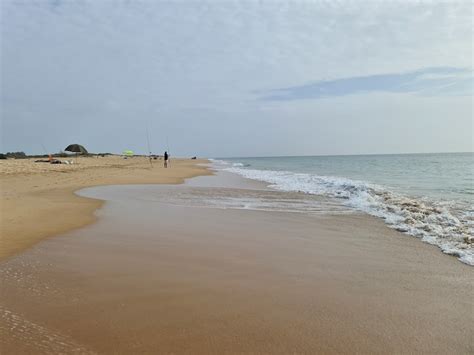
{"left": 0, "top": 155, "right": 212, "bottom": 261}
{"left": 1, "top": 171, "right": 472, "bottom": 354}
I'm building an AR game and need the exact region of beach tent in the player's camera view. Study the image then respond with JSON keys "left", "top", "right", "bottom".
{"left": 65, "top": 144, "right": 88, "bottom": 155}
{"left": 123, "top": 150, "right": 134, "bottom": 157}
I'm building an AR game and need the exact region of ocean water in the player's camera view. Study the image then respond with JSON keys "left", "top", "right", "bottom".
{"left": 212, "top": 153, "right": 474, "bottom": 265}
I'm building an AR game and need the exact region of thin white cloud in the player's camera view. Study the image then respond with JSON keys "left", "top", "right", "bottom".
{"left": 262, "top": 67, "right": 473, "bottom": 101}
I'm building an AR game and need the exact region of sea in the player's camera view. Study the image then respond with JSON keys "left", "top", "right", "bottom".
{"left": 211, "top": 153, "right": 473, "bottom": 265}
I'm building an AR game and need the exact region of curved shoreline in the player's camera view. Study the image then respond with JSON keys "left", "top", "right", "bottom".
{"left": 2, "top": 174, "right": 472, "bottom": 353}
{"left": 0, "top": 156, "right": 211, "bottom": 261}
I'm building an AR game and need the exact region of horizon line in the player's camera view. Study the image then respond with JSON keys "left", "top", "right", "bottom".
{"left": 215, "top": 151, "right": 473, "bottom": 159}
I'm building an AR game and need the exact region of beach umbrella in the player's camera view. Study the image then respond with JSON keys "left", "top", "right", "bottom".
{"left": 123, "top": 150, "right": 134, "bottom": 157}
{"left": 65, "top": 144, "right": 88, "bottom": 155}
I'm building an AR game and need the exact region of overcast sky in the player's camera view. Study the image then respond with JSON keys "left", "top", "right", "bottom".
{"left": 1, "top": 1, "right": 472, "bottom": 157}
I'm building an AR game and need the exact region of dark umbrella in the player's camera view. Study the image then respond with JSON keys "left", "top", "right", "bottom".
{"left": 65, "top": 144, "right": 88, "bottom": 155}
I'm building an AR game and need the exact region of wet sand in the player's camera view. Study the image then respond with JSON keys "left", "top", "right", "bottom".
{"left": 0, "top": 156, "right": 211, "bottom": 260}
{"left": 1, "top": 173, "right": 472, "bottom": 354}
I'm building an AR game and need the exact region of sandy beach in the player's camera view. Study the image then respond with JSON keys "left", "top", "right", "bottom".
{"left": 3, "top": 1, "right": 472, "bottom": 353}
{"left": 1, "top": 171, "right": 472, "bottom": 354}
{"left": 0, "top": 156, "right": 211, "bottom": 260}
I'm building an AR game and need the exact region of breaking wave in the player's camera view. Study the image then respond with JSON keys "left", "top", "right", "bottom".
{"left": 224, "top": 167, "right": 474, "bottom": 266}
{"left": 209, "top": 159, "right": 250, "bottom": 168}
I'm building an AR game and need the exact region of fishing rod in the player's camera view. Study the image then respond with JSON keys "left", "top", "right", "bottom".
{"left": 40, "top": 142, "right": 53, "bottom": 161}
{"left": 40, "top": 143, "right": 48, "bottom": 156}
{"left": 146, "top": 125, "right": 153, "bottom": 167}
{"left": 166, "top": 136, "right": 171, "bottom": 167}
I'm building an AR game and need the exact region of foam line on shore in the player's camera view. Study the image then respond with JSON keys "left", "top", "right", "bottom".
{"left": 216, "top": 162, "right": 473, "bottom": 265}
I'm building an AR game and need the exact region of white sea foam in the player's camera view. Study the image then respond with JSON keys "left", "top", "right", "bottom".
{"left": 232, "top": 162, "right": 251, "bottom": 167}
{"left": 209, "top": 159, "right": 250, "bottom": 168}
{"left": 223, "top": 166, "right": 474, "bottom": 266}
{"left": 148, "top": 187, "right": 351, "bottom": 215}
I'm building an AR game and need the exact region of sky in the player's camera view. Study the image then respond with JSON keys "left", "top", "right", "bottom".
{"left": 1, "top": 0, "right": 473, "bottom": 157}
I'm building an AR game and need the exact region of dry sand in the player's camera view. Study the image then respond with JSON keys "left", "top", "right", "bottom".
{"left": 1, "top": 177, "right": 473, "bottom": 354}
{"left": 0, "top": 155, "right": 211, "bottom": 260}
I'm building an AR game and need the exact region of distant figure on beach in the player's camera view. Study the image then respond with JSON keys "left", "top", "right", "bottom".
{"left": 164, "top": 151, "right": 169, "bottom": 168}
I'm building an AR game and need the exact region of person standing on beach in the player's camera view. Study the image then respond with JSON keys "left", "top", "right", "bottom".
{"left": 164, "top": 151, "right": 169, "bottom": 168}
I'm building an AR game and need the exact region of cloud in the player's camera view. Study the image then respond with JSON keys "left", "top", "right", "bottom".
{"left": 1, "top": 1, "right": 473, "bottom": 155}
{"left": 262, "top": 67, "right": 473, "bottom": 101}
